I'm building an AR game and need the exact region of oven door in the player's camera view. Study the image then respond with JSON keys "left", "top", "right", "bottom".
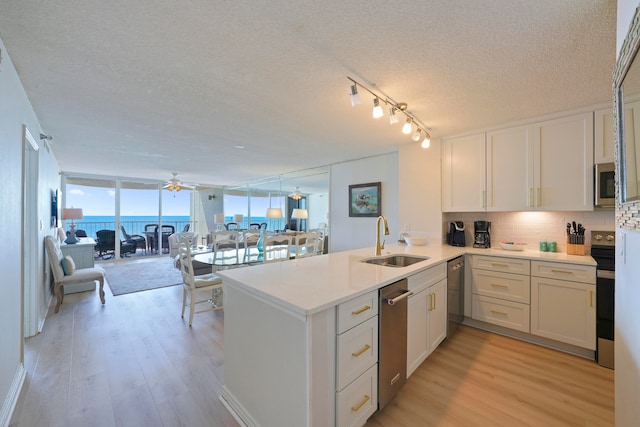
{"left": 596, "top": 269, "right": 615, "bottom": 340}
{"left": 594, "top": 163, "right": 616, "bottom": 209}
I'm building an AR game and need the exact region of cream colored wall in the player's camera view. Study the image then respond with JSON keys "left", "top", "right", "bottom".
{"left": 398, "top": 140, "right": 442, "bottom": 240}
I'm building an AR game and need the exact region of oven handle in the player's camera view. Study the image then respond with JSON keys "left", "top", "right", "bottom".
{"left": 597, "top": 269, "right": 615, "bottom": 280}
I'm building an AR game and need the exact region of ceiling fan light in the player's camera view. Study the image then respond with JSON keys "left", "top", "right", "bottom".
{"left": 349, "top": 84, "right": 362, "bottom": 107}
{"left": 372, "top": 98, "right": 384, "bottom": 119}
{"left": 402, "top": 118, "right": 412, "bottom": 134}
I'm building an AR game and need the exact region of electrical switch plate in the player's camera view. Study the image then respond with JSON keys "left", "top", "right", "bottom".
{"left": 40, "top": 219, "right": 44, "bottom": 230}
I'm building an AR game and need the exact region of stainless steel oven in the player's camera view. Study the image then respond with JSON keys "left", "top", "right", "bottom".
{"left": 594, "top": 162, "right": 615, "bottom": 209}
{"left": 591, "top": 231, "right": 615, "bottom": 369}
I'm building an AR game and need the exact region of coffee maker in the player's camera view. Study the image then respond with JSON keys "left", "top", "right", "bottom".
{"left": 473, "top": 221, "right": 491, "bottom": 248}
{"left": 447, "top": 221, "right": 466, "bottom": 247}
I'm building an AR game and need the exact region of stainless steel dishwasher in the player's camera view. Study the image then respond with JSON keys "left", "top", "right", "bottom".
{"left": 447, "top": 256, "right": 465, "bottom": 337}
{"left": 378, "top": 278, "right": 412, "bottom": 409}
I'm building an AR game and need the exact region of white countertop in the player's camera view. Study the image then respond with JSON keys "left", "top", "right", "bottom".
{"left": 217, "top": 243, "right": 596, "bottom": 318}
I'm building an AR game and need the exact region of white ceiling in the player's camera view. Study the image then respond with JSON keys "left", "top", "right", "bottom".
{"left": 0, "top": 0, "right": 616, "bottom": 190}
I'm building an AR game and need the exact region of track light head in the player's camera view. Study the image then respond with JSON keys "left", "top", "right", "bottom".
{"left": 412, "top": 128, "right": 422, "bottom": 142}
{"left": 349, "top": 84, "right": 362, "bottom": 106}
{"left": 422, "top": 131, "right": 431, "bottom": 148}
{"left": 402, "top": 118, "right": 413, "bottom": 135}
{"left": 372, "top": 98, "right": 384, "bottom": 118}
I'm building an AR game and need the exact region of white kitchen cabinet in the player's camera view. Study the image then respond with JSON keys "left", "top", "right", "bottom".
{"left": 471, "top": 255, "right": 531, "bottom": 333}
{"left": 594, "top": 108, "right": 615, "bottom": 164}
{"left": 533, "top": 112, "right": 594, "bottom": 211}
{"left": 530, "top": 261, "right": 596, "bottom": 350}
{"left": 406, "top": 263, "right": 447, "bottom": 377}
{"left": 441, "top": 132, "right": 486, "bottom": 212}
{"left": 442, "top": 112, "right": 594, "bottom": 212}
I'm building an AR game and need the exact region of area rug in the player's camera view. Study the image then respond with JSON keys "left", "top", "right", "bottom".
{"left": 101, "top": 256, "right": 183, "bottom": 296}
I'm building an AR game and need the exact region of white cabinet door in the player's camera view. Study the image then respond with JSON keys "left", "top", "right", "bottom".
{"left": 441, "top": 133, "right": 486, "bottom": 212}
{"left": 427, "top": 278, "right": 447, "bottom": 353}
{"left": 534, "top": 112, "right": 594, "bottom": 211}
{"left": 531, "top": 276, "right": 596, "bottom": 350}
{"left": 407, "top": 289, "right": 428, "bottom": 377}
{"left": 594, "top": 108, "right": 615, "bottom": 164}
{"left": 486, "top": 125, "right": 535, "bottom": 211}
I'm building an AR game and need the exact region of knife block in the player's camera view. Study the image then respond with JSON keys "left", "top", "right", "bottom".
{"left": 566, "top": 240, "right": 586, "bottom": 255}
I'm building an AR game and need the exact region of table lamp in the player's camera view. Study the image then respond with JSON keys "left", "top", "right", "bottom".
{"left": 291, "top": 208, "right": 308, "bottom": 232}
{"left": 234, "top": 214, "right": 244, "bottom": 227}
{"left": 62, "top": 208, "right": 83, "bottom": 244}
{"left": 214, "top": 213, "right": 225, "bottom": 230}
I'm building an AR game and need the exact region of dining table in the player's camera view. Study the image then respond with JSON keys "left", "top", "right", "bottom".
{"left": 193, "top": 244, "right": 307, "bottom": 270}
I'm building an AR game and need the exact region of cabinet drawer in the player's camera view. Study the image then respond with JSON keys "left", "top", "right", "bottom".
{"left": 337, "top": 290, "right": 378, "bottom": 334}
{"left": 473, "top": 255, "right": 530, "bottom": 275}
{"left": 472, "top": 294, "right": 530, "bottom": 333}
{"left": 407, "top": 263, "right": 447, "bottom": 293}
{"left": 531, "top": 261, "right": 595, "bottom": 284}
{"left": 472, "top": 269, "right": 530, "bottom": 304}
{"left": 336, "top": 364, "right": 378, "bottom": 427}
{"left": 336, "top": 316, "right": 378, "bottom": 391}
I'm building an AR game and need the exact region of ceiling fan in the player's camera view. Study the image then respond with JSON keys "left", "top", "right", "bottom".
{"left": 163, "top": 172, "right": 193, "bottom": 192}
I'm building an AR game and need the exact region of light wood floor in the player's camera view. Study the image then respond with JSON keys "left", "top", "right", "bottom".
{"left": 11, "top": 276, "right": 614, "bottom": 427}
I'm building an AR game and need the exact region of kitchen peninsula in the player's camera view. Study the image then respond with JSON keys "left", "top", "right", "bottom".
{"left": 217, "top": 243, "right": 596, "bottom": 427}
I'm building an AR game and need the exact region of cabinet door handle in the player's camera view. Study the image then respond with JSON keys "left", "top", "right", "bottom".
{"left": 491, "top": 309, "right": 508, "bottom": 316}
{"left": 351, "top": 305, "right": 371, "bottom": 315}
{"left": 590, "top": 291, "right": 594, "bottom": 308}
{"left": 536, "top": 187, "right": 541, "bottom": 207}
{"left": 491, "top": 283, "right": 509, "bottom": 289}
{"left": 351, "top": 394, "right": 370, "bottom": 412}
{"left": 352, "top": 344, "right": 371, "bottom": 358}
{"left": 529, "top": 187, "right": 534, "bottom": 207}
{"left": 482, "top": 190, "right": 486, "bottom": 209}
{"left": 551, "top": 269, "right": 572, "bottom": 275}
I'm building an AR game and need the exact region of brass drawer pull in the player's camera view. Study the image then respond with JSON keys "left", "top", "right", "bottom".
{"left": 491, "top": 263, "right": 509, "bottom": 268}
{"left": 491, "top": 309, "right": 508, "bottom": 316}
{"left": 491, "top": 283, "right": 509, "bottom": 288}
{"left": 551, "top": 269, "right": 573, "bottom": 274}
{"left": 351, "top": 394, "right": 370, "bottom": 412}
{"left": 351, "top": 305, "right": 371, "bottom": 315}
{"left": 352, "top": 344, "right": 371, "bottom": 358}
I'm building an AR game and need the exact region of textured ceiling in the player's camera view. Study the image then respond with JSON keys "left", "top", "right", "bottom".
{"left": 0, "top": 0, "right": 616, "bottom": 190}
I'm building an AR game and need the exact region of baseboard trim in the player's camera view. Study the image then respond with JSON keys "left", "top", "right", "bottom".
{"left": 0, "top": 364, "right": 26, "bottom": 427}
{"left": 219, "top": 387, "right": 254, "bottom": 427}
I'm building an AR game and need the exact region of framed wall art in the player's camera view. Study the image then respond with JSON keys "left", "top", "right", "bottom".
{"left": 348, "top": 182, "right": 381, "bottom": 217}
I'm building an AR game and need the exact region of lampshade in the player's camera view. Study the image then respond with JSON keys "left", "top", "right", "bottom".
{"left": 62, "top": 208, "right": 83, "bottom": 221}
{"left": 214, "top": 213, "right": 225, "bottom": 224}
{"left": 234, "top": 214, "right": 244, "bottom": 223}
{"left": 266, "top": 208, "right": 284, "bottom": 219}
{"left": 291, "top": 208, "right": 308, "bottom": 219}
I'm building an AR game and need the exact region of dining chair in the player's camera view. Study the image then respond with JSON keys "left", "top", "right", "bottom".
{"left": 263, "top": 235, "right": 291, "bottom": 263}
{"left": 211, "top": 230, "right": 240, "bottom": 269}
{"left": 294, "top": 232, "right": 319, "bottom": 258}
{"left": 249, "top": 223, "right": 261, "bottom": 229}
{"left": 177, "top": 236, "right": 223, "bottom": 326}
{"left": 225, "top": 222, "right": 240, "bottom": 230}
{"left": 120, "top": 225, "right": 146, "bottom": 253}
{"left": 241, "top": 229, "right": 260, "bottom": 262}
{"left": 168, "top": 231, "right": 198, "bottom": 257}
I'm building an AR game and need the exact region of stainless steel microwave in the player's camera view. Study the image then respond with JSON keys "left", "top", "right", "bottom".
{"left": 594, "top": 162, "right": 615, "bottom": 209}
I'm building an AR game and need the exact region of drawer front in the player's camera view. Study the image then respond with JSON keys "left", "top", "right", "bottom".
{"left": 336, "top": 316, "right": 378, "bottom": 391}
{"left": 407, "top": 262, "right": 447, "bottom": 293}
{"left": 531, "top": 261, "right": 596, "bottom": 284}
{"left": 472, "top": 255, "right": 530, "bottom": 275}
{"left": 337, "top": 290, "right": 378, "bottom": 334}
{"left": 472, "top": 269, "right": 531, "bottom": 304}
{"left": 336, "top": 364, "right": 378, "bottom": 427}
{"left": 472, "top": 294, "right": 530, "bottom": 333}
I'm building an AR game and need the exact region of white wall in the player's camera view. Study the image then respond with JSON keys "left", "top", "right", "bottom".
{"left": 329, "top": 153, "right": 399, "bottom": 252}
{"left": 0, "top": 36, "right": 61, "bottom": 426}
{"left": 398, "top": 140, "right": 442, "bottom": 240}
{"left": 616, "top": 2, "right": 640, "bottom": 426}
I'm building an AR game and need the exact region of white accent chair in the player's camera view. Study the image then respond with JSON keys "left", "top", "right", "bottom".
{"left": 177, "top": 236, "right": 223, "bottom": 326}
{"left": 168, "top": 231, "right": 198, "bottom": 257}
{"left": 263, "top": 235, "right": 292, "bottom": 263}
{"left": 44, "top": 235, "right": 106, "bottom": 313}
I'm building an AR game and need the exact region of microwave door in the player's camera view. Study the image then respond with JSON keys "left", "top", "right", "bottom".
{"left": 595, "top": 163, "right": 616, "bottom": 208}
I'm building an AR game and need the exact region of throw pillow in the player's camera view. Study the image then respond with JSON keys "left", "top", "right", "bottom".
{"left": 60, "top": 256, "right": 76, "bottom": 276}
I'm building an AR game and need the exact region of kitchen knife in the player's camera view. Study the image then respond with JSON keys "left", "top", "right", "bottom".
{"left": 572, "top": 221, "right": 577, "bottom": 235}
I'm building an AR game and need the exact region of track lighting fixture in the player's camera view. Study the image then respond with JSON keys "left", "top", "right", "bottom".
{"left": 349, "top": 84, "right": 362, "bottom": 106}
{"left": 347, "top": 76, "right": 431, "bottom": 148}
{"left": 372, "top": 98, "right": 384, "bottom": 118}
{"left": 402, "top": 118, "right": 413, "bottom": 135}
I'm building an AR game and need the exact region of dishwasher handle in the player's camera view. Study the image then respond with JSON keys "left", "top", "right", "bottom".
{"left": 384, "top": 289, "right": 413, "bottom": 305}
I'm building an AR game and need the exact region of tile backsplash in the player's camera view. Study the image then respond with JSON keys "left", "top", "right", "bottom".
{"left": 442, "top": 211, "right": 615, "bottom": 254}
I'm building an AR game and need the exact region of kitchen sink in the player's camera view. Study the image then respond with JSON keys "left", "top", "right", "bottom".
{"left": 361, "top": 254, "right": 431, "bottom": 267}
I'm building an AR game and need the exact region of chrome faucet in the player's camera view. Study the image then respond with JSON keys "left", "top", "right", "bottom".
{"left": 375, "top": 215, "right": 390, "bottom": 256}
